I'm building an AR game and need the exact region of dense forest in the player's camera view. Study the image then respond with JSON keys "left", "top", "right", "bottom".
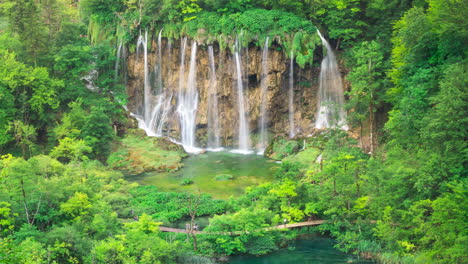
{"left": 0, "top": 0, "right": 466, "bottom": 263}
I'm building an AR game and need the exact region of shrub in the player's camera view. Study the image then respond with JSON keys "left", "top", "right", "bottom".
{"left": 181, "top": 178, "right": 194, "bottom": 185}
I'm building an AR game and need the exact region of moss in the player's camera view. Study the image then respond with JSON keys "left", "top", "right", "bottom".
{"left": 107, "top": 129, "right": 187, "bottom": 174}
{"left": 107, "top": 9, "right": 320, "bottom": 68}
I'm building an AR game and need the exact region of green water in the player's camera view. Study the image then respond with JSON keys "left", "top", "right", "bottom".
{"left": 129, "top": 151, "right": 279, "bottom": 199}
{"left": 229, "top": 234, "right": 375, "bottom": 264}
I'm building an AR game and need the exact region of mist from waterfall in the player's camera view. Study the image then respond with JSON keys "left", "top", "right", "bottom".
{"left": 289, "top": 51, "right": 295, "bottom": 138}
{"left": 315, "top": 30, "right": 348, "bottom": 130}
{"left": 207, "top": 45, "right": 222, "bottom": 150}
{"left": 232, "top": 38, "right": 251, "bottom": 154}
{"left": 177, "top": 40, "right": 200, "bottom": 153}
{"left": 258, "top": 37, "right": 270, "bottom": 154}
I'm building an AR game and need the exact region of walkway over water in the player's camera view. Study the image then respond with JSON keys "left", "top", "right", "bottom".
{"left": 159, "top": 220, "right": 326, "bottom": 235}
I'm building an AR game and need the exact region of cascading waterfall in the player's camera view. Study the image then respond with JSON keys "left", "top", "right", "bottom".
{"left": 178, "top": 38, "right": 188, "bottom": 102}
{"left": 155, "top": 93, "right": 172, "bottom": 136}
{"left": 315, "top": 30, "right": 348, "bottom": 130}
{"left": 258, "top": 37, "right": 270, "bottom": 154}
{"left": 232, "top": 38, "right": 251, "bottom": 153}
{"left": 135, "top": 32, "right": 145, "bottom": 116}
{"left": 207, "top": 45, "right": 222, "bottom": 150}
{"left": 127, "top": 33, "right": 325, "bottom": 155}
{"left": 142, "top": 31, "right": 151, "bottom": 123}
{"left": 154, "top": 29, "right": 163, "bottom": 95}
{"left": 289, "top": 50, "right": 295, "bottom": 138}
{"left": 115, "top": 41, "right": 123, "bottom": 82}
{"left": 136, "top": 33, "right": 144, "bottom": 57}
{"left": 177, "top": 40, "right": 200, "bottom": 153}
{"left": 146, "top": 28, "right": 172, "bottom": 136}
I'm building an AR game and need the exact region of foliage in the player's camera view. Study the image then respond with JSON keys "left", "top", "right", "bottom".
{"left": 265, "top": 137, "right": 300, "bottom": 160}
{"left": 1, "top": 0, "right": 467, "bottom": 262}
{"left": 130, "top": 185, "right": 227, "bottom": 222}
{"left": 345, "top": 40, "right": 388, "bottom": 151}
{"left": 181, "top": 178, "right": 195, "bottom": 185}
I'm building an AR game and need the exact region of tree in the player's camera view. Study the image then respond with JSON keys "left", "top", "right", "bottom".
{"left": 50, "top": 137, "right": 92, "bottom": 163}
{"left": 346, "top": 40, "right": 387, "bottom": 153}
{"left": 0, "top": 86, "right": 16, "bottom": 148}
{"left": 186, "top": 192, "right": 202, "bottom": 251}
{"left": 8, "top": 121, "right": 36, "bottom": 158}
{"left": 2, "top": 0, "right": 48, "bottom": 65}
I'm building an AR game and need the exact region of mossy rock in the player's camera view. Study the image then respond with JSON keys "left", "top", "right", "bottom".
{"left": 265, "top": 136, "right": 300, "bottom": 160}
{"left": 154, "top": 137, "right": 186, "bottom": 153}
{"left": 107, "top": 130, "right": 186, "bottom": 174}
{"left": 215, "top": 174, "right": 234, "bottom": 181}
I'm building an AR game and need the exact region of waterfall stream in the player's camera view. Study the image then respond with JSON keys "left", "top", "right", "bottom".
{"left": 177, "top": 40, "right": 200, "bottom": 153}
{"left": 115, "top": 41, "right": 123, "bottom": 82}
{"left": 232, "top": 38, "right": 251, "bottom": 154}
{"left": 143, "top": 31, "right": 151, "bottom": 123}
{"left": 315, "top": 30, "right": 348, "bottom": 130}
{"left": 258, "top": 37, "right": 270, "bottom": 154}
{"left": 207, "top": 45, "right": 222, "bottom": 150}
{"left": 154, "top": 28, "right": 163, "bottom": 95}
{"left": 289, "top": 51, "right": 295, "bottom": 138}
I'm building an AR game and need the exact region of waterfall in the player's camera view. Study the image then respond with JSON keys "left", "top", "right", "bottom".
{"left": 136, "top": 32, "right": 144, "bottom": 57}
{"left": 155, "top": 93, "right": 172, "bottom": 136}
{"left": 154, "top": 28, "right": 163, "bottom": 95}
{"left": 177, "top": 40, "right": 200, "bottom": 153}
{"left": 207, "top": 45, "right": 222, "bottom": 150}
{"left": 178, "top": 38, "right": 188, "bottom": 103}
{"left": 289, "top": 51, "right": 295, "bottom": 138}
{"left": 115, "top": 41, "right": 123, "bottom": 82}
{"left": 232, "top": 38, "right": 251, "bottom": 154}
{"left": 258, "top": 37, "right": 270, "bottom": 154}
{"left": 142, "top": 31, "right": 151, "bottom": 123}
{"left": 150, "top": 28, "right": 171, "bottom": 136}
{"left": 135, "top": 32, "right": 145, "bottom": 116}
{"left": 315, "top": 30, "right": 348, "bottom": 130}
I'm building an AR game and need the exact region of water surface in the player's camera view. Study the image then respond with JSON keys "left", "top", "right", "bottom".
{"left": 128, "top": 151, "right": 278, "bottom": 199}
{"left": 229, "top": 234, "right": 374, "bottom": 264}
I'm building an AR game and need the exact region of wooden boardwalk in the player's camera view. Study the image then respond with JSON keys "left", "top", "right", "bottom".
{"left": 159, "top": 220, "right": 326, "bottom": 235}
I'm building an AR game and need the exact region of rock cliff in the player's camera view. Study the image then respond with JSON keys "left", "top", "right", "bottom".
{"left": 124, "top": 37, "right": 325, "bottom": 148}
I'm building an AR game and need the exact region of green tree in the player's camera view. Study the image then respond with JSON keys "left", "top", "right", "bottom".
{"left": 346, "top": 40, "right": 387, "bottom": 153}
{"left": 2, "top": 0, "right": 48, "bottom": 65}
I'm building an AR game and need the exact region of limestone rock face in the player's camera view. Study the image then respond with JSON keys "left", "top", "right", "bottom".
{"left": 125, "top": 38, "right": 321, "bottom": 147}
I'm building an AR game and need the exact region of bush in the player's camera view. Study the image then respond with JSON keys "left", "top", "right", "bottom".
{"left": 181, "top": 178, "right": 194, "bottom": 185}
